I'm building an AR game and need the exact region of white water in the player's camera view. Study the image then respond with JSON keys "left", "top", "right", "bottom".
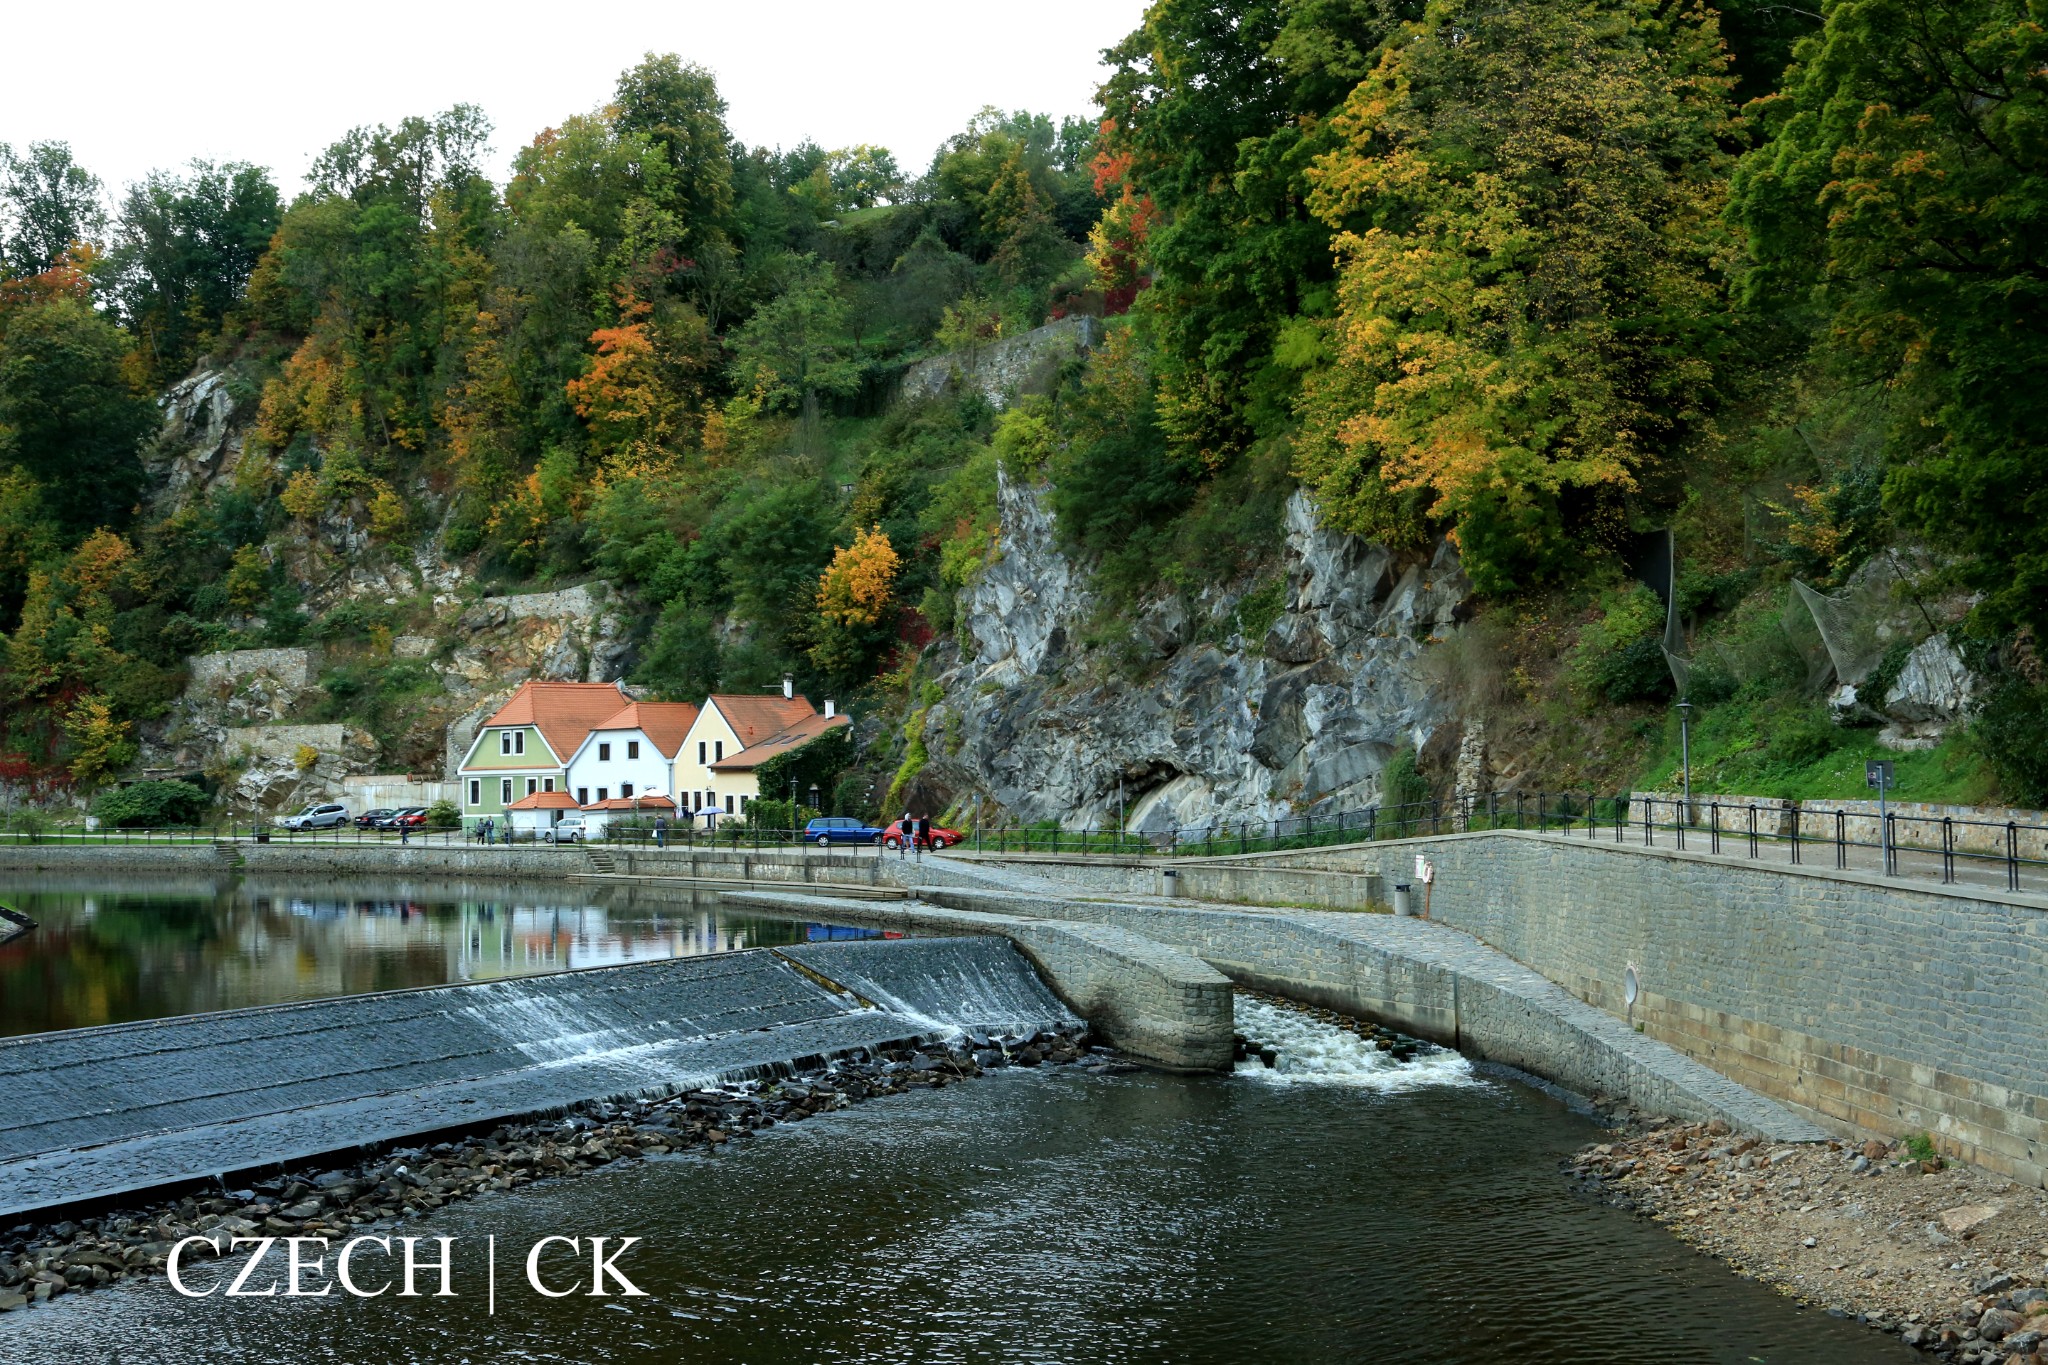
{"left": 1232, "top": 997, "right": 1481, "bottom": 1092}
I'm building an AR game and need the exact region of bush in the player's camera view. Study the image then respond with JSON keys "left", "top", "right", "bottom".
{"left": 424, "top": 799, "right": 460, "bottom": 830}
{"left": 1764, "top": 713, "right": 1842, "bottom": 770}
{"left": 1567, "top": 585, "right": 1673, "bottom": 705}
{"left": 91, "top": 779, "right": 210, "bottom": 828}
{"left": 1972, "top": 678, "right": 2048, "bottom": 807}
{"left": 1379, "top": 745, "right": 1430, "bottom": 811}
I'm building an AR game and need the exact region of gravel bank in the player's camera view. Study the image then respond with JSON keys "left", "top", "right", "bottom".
{"left": 1577, "top": 1120, "right": 2048, "bottom": 1360}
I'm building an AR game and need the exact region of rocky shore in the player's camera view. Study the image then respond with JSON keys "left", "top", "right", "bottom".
{"left": 1575, "top": 1120, "right": 2048, "bottom": 1361}
{"left": 0, "top": 1025, "right": 1105, "bottom": 1314}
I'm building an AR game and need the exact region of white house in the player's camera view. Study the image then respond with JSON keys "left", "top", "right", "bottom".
{"left": 563, "top": 700, "right": 699, "bottom": 809}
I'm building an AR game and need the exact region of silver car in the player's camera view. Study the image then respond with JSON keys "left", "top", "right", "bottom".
{"left": 277, "top": 802, "right": 349, "bottom": 831}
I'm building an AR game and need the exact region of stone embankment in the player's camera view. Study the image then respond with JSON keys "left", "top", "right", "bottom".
{"left": 1578, "top": 1120, "right": 2048, "bottom": 1362}
{"left": 0, "top": 1028, "right": 1108, "bottom": 1315}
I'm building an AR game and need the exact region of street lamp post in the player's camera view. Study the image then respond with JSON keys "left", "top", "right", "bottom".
{"left": 1677, "top": 699, "right": 1694, "bottom": 821}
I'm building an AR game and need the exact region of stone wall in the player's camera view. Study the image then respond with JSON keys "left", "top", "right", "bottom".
{"left": 898, "top": 316, "right": 1100, "bottom": 409}
{"left": 188, "top": 647, "right": 320, "bottom": 694}
{"left": 1334, "top": 832, "right": 2047, "bottom": 1183}
{"left": 341, "top": 774, "right": 458, "bottom": 810}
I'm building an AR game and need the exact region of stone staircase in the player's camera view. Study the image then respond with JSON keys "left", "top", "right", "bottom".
{"left": 582, "top": 844, "right": 619, "bottom": 875}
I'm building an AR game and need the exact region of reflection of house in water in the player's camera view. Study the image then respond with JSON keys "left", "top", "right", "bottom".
{"left": 447, "top": 902, "right": 760, "bottom": 981}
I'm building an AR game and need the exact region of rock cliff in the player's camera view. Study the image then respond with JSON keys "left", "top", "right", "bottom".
{"left": 914, "top": 477, "right": 1469, "bottom": 833}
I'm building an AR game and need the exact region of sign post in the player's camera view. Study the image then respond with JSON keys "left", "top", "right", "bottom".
{"left": 1865, "top": 759, "right": 1895, "bottom": 875}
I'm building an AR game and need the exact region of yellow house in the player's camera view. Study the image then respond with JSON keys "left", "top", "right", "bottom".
{"left": 673, "top": 684, "right": 843, "bottom": 821}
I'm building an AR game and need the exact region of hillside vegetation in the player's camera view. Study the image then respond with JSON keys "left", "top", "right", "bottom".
{"left": 2, "top": 0, "right": 2045, "bottom": 818}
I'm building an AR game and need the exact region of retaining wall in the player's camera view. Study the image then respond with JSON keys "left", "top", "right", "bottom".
{"left": 726, "top": 890, "right": 1235, "bottom": 1071}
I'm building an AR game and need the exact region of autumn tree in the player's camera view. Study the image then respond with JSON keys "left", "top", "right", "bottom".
{"left": 1295, "top": 0, "right": 1738, "bottom": 593}
{"left": 811, "top": 525, "right": 900, "bottom": 683}
{"left": 1731, "top": 0, "right": 2048, "bottom": 641}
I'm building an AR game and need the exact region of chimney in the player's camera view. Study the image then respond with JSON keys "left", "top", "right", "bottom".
{"left": 782, "top": 673, "right": 794, "bottom": 700}
{"left": 824, "top": 700, "right": 835, "bottom": 718}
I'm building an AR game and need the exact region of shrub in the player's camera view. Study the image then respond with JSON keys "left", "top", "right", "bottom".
{"left": 1567, "top": 585, "right": 1673, "bottom": 705}
{"left": 91, "top": 779, "right": 210, "bottom": 828}
{"left": 1379, "top": 745, "right": 1430, "bottom": 811}
{"left": 293, "top": 744, "right": 319, "bottom": 773}
{"left": 424, "top": 799, "right": 460, "bottom": 830}
{"left": 1764, "top": 713, "right": 1842, "bottom": 770}
{"left": 1972, "top": 678, "right": 2048, "bottom": 807}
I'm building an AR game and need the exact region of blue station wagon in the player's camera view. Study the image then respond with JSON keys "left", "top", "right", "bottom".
{"left": 805, "top": 816, "right": 885, "bottom": 846}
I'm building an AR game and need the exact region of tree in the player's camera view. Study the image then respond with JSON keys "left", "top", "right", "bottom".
{"left": 0, "top": 142, "right": 106, "bottom": 277}
{"left": 107, "top": 161, "right": 282, "bottom": 383}
{"left": 0, "top": 296, "right": 155, "bottom": 535}
{"left": 612, "top": 53, "right": 737, "bottom": 257}
{"left": 61, "top": 692, "right": 134, "bottom": 788}
{"left": 1295, "top": 0, "right": 1738, "bottom": 592}
{"left": 727, "top": 254, "right": 859, "bottom": 413}
{"left": 1730, "top": 0, "right": 2048, "bottom": 642}
{"left": 828, "top": 146, "right": 905, "bottom": 209}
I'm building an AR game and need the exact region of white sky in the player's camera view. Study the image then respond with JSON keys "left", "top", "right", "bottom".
{"left": 2, "top": 0, "right": 1149, "bottom": 199}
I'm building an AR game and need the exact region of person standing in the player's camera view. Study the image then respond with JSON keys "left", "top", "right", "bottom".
{"left": 654, "top": 814, "right": 667, "bottom": 849}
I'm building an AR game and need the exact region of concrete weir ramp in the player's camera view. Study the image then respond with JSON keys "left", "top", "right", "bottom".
{"left": 0, "top": 937, "right": 1073, "bottom": 1221}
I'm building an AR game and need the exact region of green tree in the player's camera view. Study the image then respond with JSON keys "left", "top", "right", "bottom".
{"left": 0, "top": 297, "right": 155, "bottom": 535}
{"left": 727, "top": 254, "right": 859, "bottom": 412}
{"left": 107, "top": 161, "right": 282, "bottom": 383}
{"left": 0, "top": 142, "right": 106, "bottom": 276}
{"left": 1730, "top": 0, "right": 2048, "bottom": 642}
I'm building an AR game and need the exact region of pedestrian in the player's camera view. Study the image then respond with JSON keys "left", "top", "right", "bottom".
{"left": 400, "top": 819, "right": 410, "bottom": 846}
{"left": 899, "top": 810, "right": 911, "bottom": 859}
{"left": 913, "top": 812, "right": 925, "bottom": 862}
{"left": 654, "top": 814, "right": 667, "bottom": 849}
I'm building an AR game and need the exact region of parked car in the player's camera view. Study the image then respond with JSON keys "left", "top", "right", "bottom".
{"left": 882, "top": 820, "right": 961, "bottom": 850}
{"left": 354, "top": 808, "right": 395, "bottom": 830}
{"left": 545, "top": 815, "right": 592, "bottom": 844}
{"left": 277, "top": 802, "right": 349, "bottom": 831}
{"left": 376, "top": 807, "right": 428, "bottom": 830}
{"left": 805, "top": 816, "right": 884, "bottom": 847}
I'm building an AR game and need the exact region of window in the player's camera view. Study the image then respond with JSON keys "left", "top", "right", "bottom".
{"left": 577, "top": 788, "right": 588, "bottom": 806}
{"left": 598, "top": 742, "right": 611, "bottom": 761}
{"left": 698, "top": 741, "right": 706, "bottom": 764}
{"left": 740, "top": 795, "right": 750, "bottom": 811}
{"left": 597, "top": 788, "right": 609, "bottom": 803}
{"left": 468, "top": 780, "right": 480, "bottom": 805}
{"left": 724, "top": 794, "right": 734, "bottom": 814}
{"left": 526, "top": 778, "right": 537, "bottom": 796}
{"left": 627, "top": 740, "right": 639, "bottom": 760}
{"left": 714, "top": 741, "right": 724, "bottom": 761}
{"left": 500, "top": 730, "right": 523, "bottom": 756}
{"left": 500, "top": 779, "right": 512, "bottom": 804}
{"left": 515, "top": 731, "right": 524, "bottom": 754}
{"left": 499, "top": 732, "right": 511, "bottom": 756}
{"left": 621, "top": 783, "right": 634, "bottom": 798}
{"left": 543, "top": 777, "right": 554, "bottom": 792}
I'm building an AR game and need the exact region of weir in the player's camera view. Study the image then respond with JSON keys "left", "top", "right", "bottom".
{"left": 0, "top": 936, "right": 1077, "bottom": 1222}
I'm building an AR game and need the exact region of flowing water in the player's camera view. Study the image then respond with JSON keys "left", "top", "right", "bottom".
{"left": 2, "top": 975, "right": 1909, "bottom": 1363}
{"left": 0, "top": 874, "right": 850, "bottom": 1036}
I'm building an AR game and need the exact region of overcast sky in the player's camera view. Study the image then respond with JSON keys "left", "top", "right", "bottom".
{"left": 2, "top": 0, "right": 1150, "bottom": 200}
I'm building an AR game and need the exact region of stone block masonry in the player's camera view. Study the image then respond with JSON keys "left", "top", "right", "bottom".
{"left": 1119, "top": 830, "right": 2048, "bottom": 1185}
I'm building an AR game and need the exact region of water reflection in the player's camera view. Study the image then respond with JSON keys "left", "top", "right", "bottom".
{"left": 0, "top": 874, "right": 814, "bottom": 1037}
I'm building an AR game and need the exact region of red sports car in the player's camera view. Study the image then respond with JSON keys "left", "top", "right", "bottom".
{"left": 882, "top": 820, "right": 960, "bottom": 850}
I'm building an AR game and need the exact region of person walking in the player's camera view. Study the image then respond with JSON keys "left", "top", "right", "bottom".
{"left": 913, "top": 813, "right": 925, "bottom": 863}
{"left": 400, "top": 818, "right": 410, "bottom": 846}
{"left": 899, "top": 811, "right": 911, "bottom": 859}
{"left": 654, "top": 814, "right": 667, "bottom": 849}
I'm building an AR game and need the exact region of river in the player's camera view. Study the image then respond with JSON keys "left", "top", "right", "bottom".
{"left": 0, "top": 875, "right": 1911, "bottom": 1362}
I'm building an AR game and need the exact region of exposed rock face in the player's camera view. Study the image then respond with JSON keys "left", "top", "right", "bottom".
{"left": 898, "top": 317, "right": 1101, "bottom": 410}
{"left": 150, "top": 369, "right": 246, "bottom": 506}
{"left": 920, "top": 487, "right": 1468, "bottom": 832}
{"left": 1884, "top": 633, "right": 1974, "bottom": 722}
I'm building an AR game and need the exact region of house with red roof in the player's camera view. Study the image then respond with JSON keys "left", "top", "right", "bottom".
{"left": 676, "top": 679, "right": 848, "bottom": 823}
{"left": 455, "top": 679, "right": 635, "bottom": 829}
{"left": 562, "top": 700, "right": 699, "bottom": 813}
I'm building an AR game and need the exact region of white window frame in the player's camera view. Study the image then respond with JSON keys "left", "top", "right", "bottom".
{"left": 468, "top": 779, "right": 480, "bottom": 805}
{"left": 500, "top": 778, "right": 512, "bottom": 804}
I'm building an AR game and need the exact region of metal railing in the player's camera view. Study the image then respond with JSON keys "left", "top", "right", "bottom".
{"left": 963, "top": 791, "right": 2048, "bottom": 897}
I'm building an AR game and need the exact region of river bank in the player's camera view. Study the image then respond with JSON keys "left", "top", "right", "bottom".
{"left": 0, "top": 1025, "right": 1097, "bottom": 1314}
{"left": 1576, "top": 1122, "right": 2048, "bottom": 1360}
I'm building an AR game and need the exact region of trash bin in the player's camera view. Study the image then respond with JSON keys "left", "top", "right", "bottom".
{"left": 1392, "top": 882, "right": 1413, "bottom": 916}
{"left": 1159, "top": 866, "right": 1180, "bottom": 898}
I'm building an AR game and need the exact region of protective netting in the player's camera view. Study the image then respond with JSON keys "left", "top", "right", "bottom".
{"left": 1635, "top": 529, "right": 1693, "bottom": 699}
{"left": 1787, "top": 576, "right": 1893, "bottom": 686}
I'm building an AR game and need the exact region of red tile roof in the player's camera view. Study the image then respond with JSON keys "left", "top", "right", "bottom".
{"left": 506, "top": 790, "right": 580, "bottom": 810}
{"left": 706, "top": 693, "right": 821, "bottom": 748}
{"left": 710, "top": 712, "right": 851, "bottom": 772}
{"left": 587, "top": 700, "right": 699, "bottom": 758}
{"left": 581, "top": 794, "right": 678, "bottom": 811}
{"left": 477, "top": 680, "right": 633, "bottom": 763}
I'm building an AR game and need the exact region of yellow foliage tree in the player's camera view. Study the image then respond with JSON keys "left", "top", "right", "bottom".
{"left": 62, "top": 693, "right": 135, "bottom": 788}
{"left": 816, "top": 526, "right": 899, "bottom": 628}
{"left": 279, "top": 468, "right": 323, "bottom": 521}
{"left": 368, "top": 484, "right": 409, "bottom": 540}
{"left": 225, "top": 545, "right": 267, "bottom": 611}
